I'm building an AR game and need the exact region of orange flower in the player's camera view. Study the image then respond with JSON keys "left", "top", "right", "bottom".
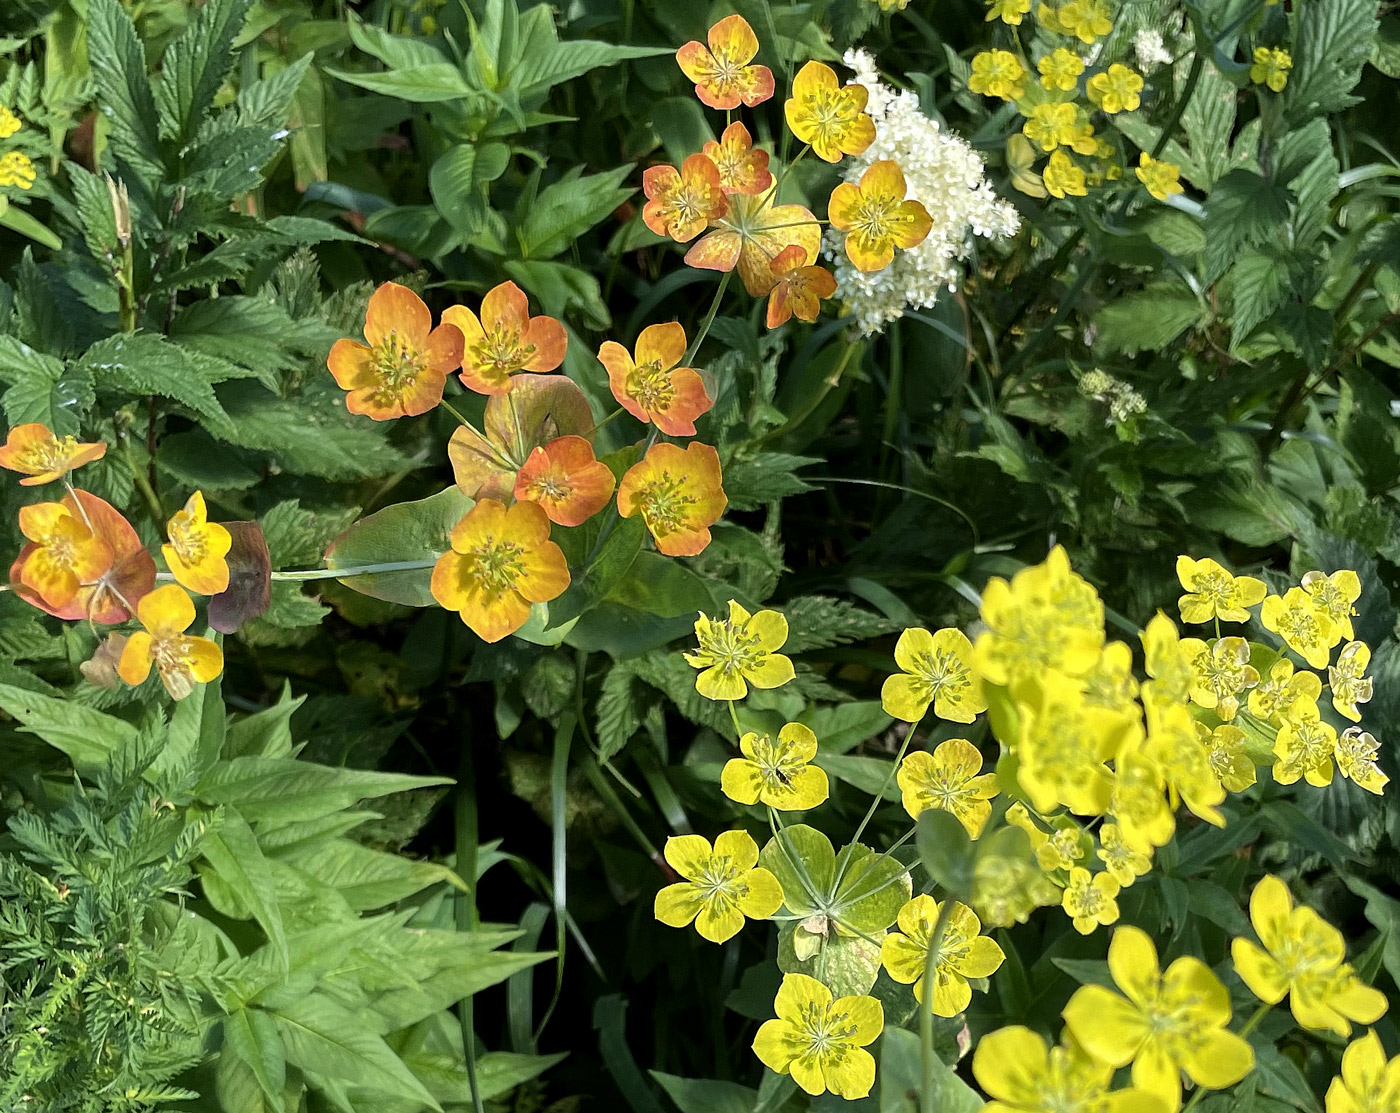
{"left": 703, "top": 122, "right": 773, "bottom": 196}
{"left": 766, "top": 246, "right": 837, "bottom": 327}
{"left": 599, "top": 323, "right": 713, "bottom": 436}
{"left": 828, "top": 160, "right": 933, "bottom": 272}
{"left": 117, "top": 584, "right": 223, "bottom": 701}
{"left": 617, "top": 442, "right": 727, "bottom": 557}
{"left": 514, "top": 436, "right": 616, "bottom": 527}
{"left": 327, "top": 282, "right": 464, "bottom": 420}
{"left": 0, "top": 423, "right": 106, "bottom": 486}
{"left": 643, "top": 154, "right": 727, "bottom": 243}
{"left": 14, "top": 501, "right": 112, "bottom": 608}
{"left": 443, "top": 281, "right": 568, "bottom": 396}
{"left": 676, "top": 15, "right": 775, "bottom": 110}
{"left": 430, "top": 498, "right": 571, "bottom": 643}
{"left": 685, "top": 187, "right": 822, "bottom": 296}
{"left": 784, "top": 62, "right": 876, "bottom": 163}
{"left": 162, "top": 491, "right": 232, "bottom": 596}
{"left": 10, "top": 490, "right": 154, "bottom": 624}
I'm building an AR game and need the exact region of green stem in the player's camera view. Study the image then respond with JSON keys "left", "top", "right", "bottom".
{"left": 586, "top": 406, "right": 626, "bottom": 437}
{"left": 919, "top": 899, "right": 958, "bottom": 1113}
{"left": 682, "top": 271, "right": 733, "bottom": 366}
{"left": 830, "top": 723, "right": 921, "bottom": 894}
{"left": 454, "top": 742, "right": 486, "bottom": 1113}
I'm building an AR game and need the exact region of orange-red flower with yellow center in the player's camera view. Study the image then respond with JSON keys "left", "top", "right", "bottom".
{"left": 829, "top": 160, "right": 933, "bottom": 272}
{"left": 444, "top": 282, "right": 568, "bottom": 396}
{"left": 617, "top": 442, "right": 727, "bottom": 557}
{"left": 14, "top": 501, "right": 112, "bottom": 608}
{"left": 0, "top": 423, "right": 107, "bottom": 485}
{"left": 117, "top": 584, "right": 224, "bottom": 701}
{"left": 514, "top": 436, "right": 616, "bottom": 527}
{"left": 162, "top": 491, "right": 233, "bottom": 595}
{"left": 430, "top": 499, "right": 571, "bottom": 643}
{"left": 327, "top": 282, "right": 464, "bottom": 419}
{"left": 675, "top": 15, "right": 775, "bottom": 110}
{"left": 684, "top": 187, "right": 822, "bottom": 296}
{"left": 784, "top": 61, "right": 877, "bottom": 164}
{"left": 643, "top": 155, "right": 727, "bottom": 244}
{"left": 599, "top": 322, "right": 713, "bottom": 436}
{"left": 703, "top": 122, "right": 773, "bottom": 196}
{"left": 766, "top": 246, "right": 838, "bottom": 327}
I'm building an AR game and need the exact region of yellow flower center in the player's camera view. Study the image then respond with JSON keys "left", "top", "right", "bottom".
{"left": 635, "top": 470, "right": 699, "bottom": 538}
{"left": 474, "top": 326, "right": 535, "bottom": 375}
{"left": 695, "top": 617, "right": 769, "bottom": 682}
{"left": 627, "top": 359, "right": 675, "bottom": 413}
{"left": 17, "top": 436, "right": 76, "bottom": 473}
{"left": 464, "top": 534, "right": 527, "bottom": 597}
{"left": 706, "top": 49, "right": 746, "bottom": 95}
{"left": 169, "top": 516, "right": 209, "bottom": 567}
{"left": 844, "top": 190, "right": 904, "bottom": 250}
{"left": 792, "top": 1000, "right": 859, "bottom": 1057}
{"left": 370, "top": 329, "right": 425, "bottom": 404}
{"left": 747, "top": 734, "right": 806, "bottom": 796}
{"left": 1188, "top": 569, "right": 1233, "bottom": 608}
{"left": 910, "top": 648, "right": 971, "bottom": 705}
{"left": 1278, "top": 718, "right": 1333, "bottom": 778}
{"left": 1304, "top": 579, "right": 1348, "bottom": 622}
{"left": 1275, "top": 603, "right": 1326, "bottom": 649}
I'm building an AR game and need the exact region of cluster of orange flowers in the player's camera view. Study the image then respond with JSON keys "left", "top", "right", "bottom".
{"left": 2, "top": 424, "right": 227, "bottom": 699}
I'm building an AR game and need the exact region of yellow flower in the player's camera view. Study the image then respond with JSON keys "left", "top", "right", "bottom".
{"left": 969, "top": 50, "right": 1028, "bottom": 101}
{"left": 1142, "top": 612, "right": 1195, "bottom": 705}
{"left": 1087, "top": 64, "right": 1144, "bottom": 113}
{"left": 784, "top": 61, "right": 876, "bottom": 164}
{"left": 1176, "top": 556, "right": 1267, "bottom": 624}
{"left": 752, "top": 973, "right": 883, "bottom": 1098}
{"left": 1136, "top": 153, "right": 1183, "bottom": 201}
{"left": 1096, "top": 822, "right": 1152, "bottom": 887}
{"left": 881, "top": 626, "right": 987, "bottom": 723}
{"left": 1063, "top": 926, "right": 1254, "bottom": 1111}
{"left": 1262, "top": 587, "right": 1336, "bottom": 669}
{"left": 897, "top": 738, "right": 999, "bottom": 837}
{"left": 654, "top": 830, "right": 782, "bottom": 943}
{"left": 1336, "top": 728, "right": 1389, "bottom": 795}
{"left": 721, "top": 723, "right": 829, "bottom": 810}
{"left": 685, "top": 600, "right": 795, "bottom": 700}
{"left": 1038, "top": 48, "right": 1084, "bottom": 91}
{"left": 1233, "top": 875, "right": 1388, "bottom": 1036}
{"left": 1017, "top": 677, "right": 1129, "bottom": 816}
{"left": 1272, "top": 696, "right": 1337, "bottom": 787}
{"left": 973, "top": 1026, "right": 1166, "bottom": 1113}
{"left": 985, "top": 0, "right": 1032, "bottom": 23}
{"left": 1062, "top": 866, "right": 1119, "bottom": 934}
{"left": 1058, "top": 0, "right": 1113, "bottom": 43}
{"left": 1326, "top": 1030, "right": 1400, "bottom": 1113}
{"left": 1199, "top": 723, "right": 1256, "bottom": 793}
{"left": 828, "top": 159, "right": 933, "bottom": 273}
{"left": 1111, "top": 739, "right": 1175, "bottom": 853}
{"left": 1250, "top": 47, "right": 1292, "bottom": 93}
{"left": 0, "top": 151, "right": 36, "bottom": 190}
{"left": 1080, "top": 641, "right": 1141, "bottom": 715}
{"left": 1024, "top": 103, "right": 1096, "bottom": 154}
{"left": 1301, "top": 569, "right": 1361, "bottom": 644}
{"left": 1178, "top": 636, "right": 1258, "bottom": 720}
{"left": 1249, "top": 656, "right": 1323, "bottom": 721}
{"left": 116, "top": 584, "right": 223, "bottom": 701}
{"left": 880, "top": 896, "right": 1004, "bottom": 1015}
{"left": 1145, "top": 698, "right": 1226, "bottom": 826}
{"left": 1329, "top": 641, "right": 1373, "bottom": 722}
{"left": 1042, "top": 149, "right": 1087, "bottom": 198}
{"left": 162, "top": 491, "right": 233, "bottom": 596}
{"left": 0, "top": 422, "right": 107, "bottom": 486}
{"left": 0, "top": 106, "right": 20, "bottom": 138}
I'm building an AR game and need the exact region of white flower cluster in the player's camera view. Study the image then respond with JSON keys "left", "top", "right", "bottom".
{"left": 827, "top": 50, "right": 1020, "bottom": 336}
{"left": 1133, "top": 29, "right": 1173, "bottom": 72}
{"left": 1079, "top": 369, "right": 1147, "bottom": 424}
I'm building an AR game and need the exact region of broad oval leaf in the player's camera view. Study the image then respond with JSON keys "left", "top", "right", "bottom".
{"left": 325, "top": 486, "right": 472, "bottom": 606}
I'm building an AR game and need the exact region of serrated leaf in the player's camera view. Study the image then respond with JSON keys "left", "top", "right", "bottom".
{"left": 783, "top": 596, "right": 897, "bottom": 653}
{"left": 200, "top": 807, "right": 288, "bottom": 968}
{"left": 1230, "top": 247, "right": 1291, "bottom": 346}
{"left": 594, "top": 663, "right": 643, "bottom": 761}
{"left": 156, "top": 0, "right": 250, "bottom": 144}
{"left": 80, "top": 332, "right": 234, "bottom": 434}
{"left": 87, "top": 0, "right": 165, "bottom": 178}
{"left": 1203, "top": 170, "right": 1294, "bottom": 282}
{"left": 1179, "top": 61, "right": 1238, "bottom": 190}
{"left": 515, "top": 166, "right": 632, "bottom": 259}
{"left": 1284, "top": 0, "right": 1379, "bottom": 121}
{"left": 238, "top": 51, "right": 314, "bottom": 127}
{"left": 722, "top": 452, "right": 818, "bottom": 511}
{"left": 1094, "top": 285, "right": 1208, "bottom": 354}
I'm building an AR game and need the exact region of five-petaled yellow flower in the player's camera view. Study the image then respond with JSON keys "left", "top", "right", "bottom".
{"left": 882, "top": 626, "right": 987, "bottom": 723}
{"left": 1024, "top": 103, "right": 1096, "bottom": 154}
{"left": 969, "top": 50, "right": 1027, "bottom": 101}
{"left": 1301, "top": 569, "right": 1361, "bottom": 644}
{"left": 1250, "top": 47, "right": 1292, "bottom": 93}
{"left": 1330, "top": 641, "right": 1373, "bottom": 722}
{"left": 1136, "top": 153, "right": 1184, "bottom": 202}
{"left": 880, "top": 895, "right": 1004, "bottom": 1015}
{"left": 116, "top": 584, "right": 224, "bottom": 701}
{"left": 973, "top": 1026, "right": 1167, "bottom": 1113}
{"left": 1063, "top": 926, "right": 1254, "bottom": 1111}
{"left": 828, "top": 159, "right": 932, "bottom": 273}
{"left": 686, "top": 600, "right": 795, "bottom": 700}
{"left": 986, "top": 0, "right": 1031, "bottom": 23}
{"left": 1249, "top": 656, "right": 1322, "bottom": 721}
{"left": 1232, "top": 874, "right": 1388, "bottom": 1036}
{"left": 1096, "top": 822, "right": 1152, "bottom": 886}
{"left": 753, "top": 973, "right": 883, "bottom": 1098}
{"left": 784, "top": 61, "right": 876, "bottom": 163}
{"left": 1086, "top": 64, "right": 1144, "bottom": 114}
{"left": 897, "top": 738, "right": 999, "bottom": 837}
{"left": 1176, "top": 556, "right": 1267, "bottom": 624}
{"left": 1039, "top": 48, "right": 1084, "bottom": 92}
{"left": 1262, "top": 587, "right": 1336, "bottom": 668}
{"left": 654, "top": 829, "right": 782, "bottom": 943}
{"left": 1062, "top": 867, "right": 1119, "bottom": 934}
{"left": 1178, "top": 635, "right": 1258, "bottom": 720}
{"left": 1272, "top": 696, "right": 1338, "bottom": 787}
{"left": 722, "top": 723, "right": 829, "bottom": 810}
{"left": 1336, "top": 728, "right": 1389, "bottom": 795}
{"left": 1325, "top": 1030, "right": 1400, "bottom": 1113}
{"left": 1043, "top": 150, "right": 1088, "bottom": 198}
{"left": 163, "top": 491, "right": 233, "bottom": 596}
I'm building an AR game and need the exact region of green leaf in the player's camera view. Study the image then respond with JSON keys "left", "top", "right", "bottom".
{"left": 87, "top": 0, "right": 165, "bottom": 178}
{"left": 783, "top": 597, "right": 898, "bottom": 653}
{"left": 325, "top": 486, "right": 473, "bottom": 606}
{"left": 79, "top": 332, "right": 234, "bottom": 435}
{"left": 0, "top": 683, "right": 138, "bottom": 771}
{"left": 1179, "top": 61, "right": 1238, "bottom": 191}
{"left": 505, "top": 259, "right": 611, "bottom": 329}
{"left": 326, "top": 63, "right": 473, "bottom": 103}
{"left": 156, "top": 0, "right": 250, "bottom": 144}
{"left": 760, "top": 823, "right": 835, "bottom": 917}
{"left": 595, "top": 663, "right": 644, "bottom": 761}
{"left": 507, "top": 3, "right": 667, "bottom": 104}
{"left": 1203, "top": 170, "right": 1294, "bottom": 283}
{"left": 798, "top": 702, "right": 893, "bottom": 755}
{"left": 515, "top": 166, "right": 633, "bottom": 259}
{"left": 158, "top": 672, "right": 227, "bottom": 783}
{"left": 879, "top": 1027, "right": 982, "bottom": 1113}
{"left": 405, "top": 1048, "right": 567, "bottom": 1104}
{"left": 1230, "top": 247, "right": 1292, "bottom": 347}
{"left": 1284, "top": 0, "right": 1379, "bottom": 121}
{"left": 830, "top": 843, "right": 911, "bottom": 934}
{"left": 1094, "top": 284, "right": 1208, "bottom": 354}
{"left": 201, "top": 807, "right": 288, "bottom": 967}
{"left": 651, "top": 1072, "right": 757, "bottom": 1113}
{"left": 277, "top": 837, "right": 465, "bottom": 909}
{"left": 221, "top": 1008, "right": 286, "bottom": 1105}
{"left": 916, "top": 808, "right": 974, "bottom": 900}
{"left": 346, "top": 12, "right": 448, "bottom": 70}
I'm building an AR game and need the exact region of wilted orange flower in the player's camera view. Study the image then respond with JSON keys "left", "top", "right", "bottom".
{"left": 703, "top": 122, "right": 773, "bottom": 196}
{"left": 829, "top": 160, "right": 933, "bottom": 272}
{"left": 617, "top": 442, "right": 727, "bottom": 557}
{"left": 10, "top": 490, "right": 154, "bottom": 624}
{"left": 162, "top": 491, "right": 232, "bottom": 596}
{"left": 327, "top": 282, "right": 464, "bottom": 420}
{"left": 0, "top": 423, "right": 107, "bottom": 485}
{"left": 643, "top": 155, "right": 727, "bottom": 243}
{"left": 599, "top": 322, "right": 713, "bottom": 436}
{"left": 784, "top": 62, "right": 876, "bottom": 163}
{"left": 676, "top": 15, "right": 775, "bottom": 110}
{"left": 430, "top": 499, "right": 570, "bottom": 643}
{"left": 117, "top": 584, "right": 223, "bottom": 700}
{"left": 14, "top": 501, "right": 112, "bottom": 608}
{"left": 685, "top": 188, "right": 822, "bottom": 296}
{"left": 513, "top": 436, "right": 616, "bottom": 527}
{"left": 766, "top": 246, "right": 837, "bottom": 328}
{"left": 443, "top": 281, "right": 567, "bottom": 396}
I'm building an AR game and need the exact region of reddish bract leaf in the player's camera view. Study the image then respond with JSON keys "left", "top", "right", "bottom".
{"left": 208, "top": 522, "right": 272, "bottom": 634}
